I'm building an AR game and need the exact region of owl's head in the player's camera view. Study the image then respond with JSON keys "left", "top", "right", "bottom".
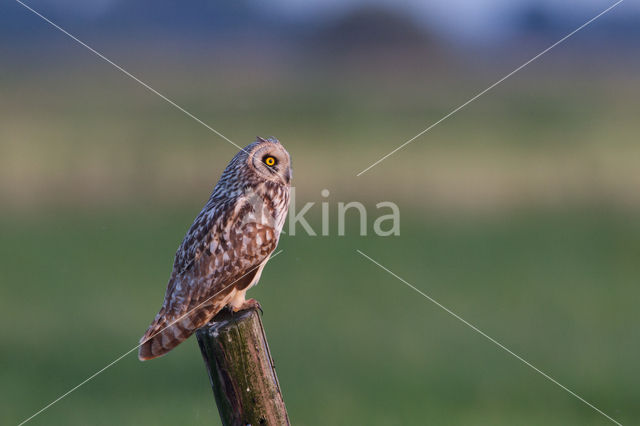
{"left": 244, "top": 137, "right": 292, "bottom": 186}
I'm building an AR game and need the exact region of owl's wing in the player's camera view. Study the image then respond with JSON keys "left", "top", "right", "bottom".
{"left": 138, "top": 213, "right": 278, "bottom": 360}
{"left": 171, "top": 198, "right": 233, "bottom": 276}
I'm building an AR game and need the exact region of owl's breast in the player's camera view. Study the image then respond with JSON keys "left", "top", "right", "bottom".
{"left": 272, "top": 191, "right": 289, "bottom": 235}
{"left": 254, "top": 181, "right": 290, "bottom": 237}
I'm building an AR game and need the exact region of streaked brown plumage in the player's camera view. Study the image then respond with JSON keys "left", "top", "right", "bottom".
{"left": 138, "top": 137, "right": 291, "bottom": 360}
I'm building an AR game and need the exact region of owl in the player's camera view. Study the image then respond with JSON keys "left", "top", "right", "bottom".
{"left": 138, "top": 137, "right": 291, "bottom": 360}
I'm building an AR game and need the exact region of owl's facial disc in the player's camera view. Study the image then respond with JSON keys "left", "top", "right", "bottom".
{"left": 251, "top": 142, "right": 291, "bottom": 185}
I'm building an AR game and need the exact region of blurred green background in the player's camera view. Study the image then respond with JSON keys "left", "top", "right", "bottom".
{"left": 1, "top": 1, "right": 639, "bottom": 425}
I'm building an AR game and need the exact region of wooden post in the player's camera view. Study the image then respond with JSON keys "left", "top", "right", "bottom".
{"left": 196, "top": 307, "right": 290, "bottom": 426}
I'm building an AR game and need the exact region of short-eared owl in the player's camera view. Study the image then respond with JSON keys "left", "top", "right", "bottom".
{"left": 139, "top": 137, "right": 291, "bottom": 360}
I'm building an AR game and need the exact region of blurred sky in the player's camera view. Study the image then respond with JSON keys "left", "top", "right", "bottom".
{"left": 6, "top": 0, "right": 639, "bottom": 44}
{"left": 267, "top": 0, "right": 636, "bottom": 40}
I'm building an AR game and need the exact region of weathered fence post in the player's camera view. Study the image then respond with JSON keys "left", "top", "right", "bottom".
{"left": 196, "top": 307, "right": 290, "bottom": 426}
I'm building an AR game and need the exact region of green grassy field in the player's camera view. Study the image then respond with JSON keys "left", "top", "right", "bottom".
{"left": 2, "top": 60, "right": 639, "bottom": 212}
{"left": 1, "top": 208, "right": 638, "bottom": 425}
{"left": 2, "top": 46, "right": 639, "bottom": 424}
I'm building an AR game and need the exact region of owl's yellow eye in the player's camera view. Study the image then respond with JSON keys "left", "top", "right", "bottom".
{"left": 264, "top": 156, "right": 276, "bottom": 167}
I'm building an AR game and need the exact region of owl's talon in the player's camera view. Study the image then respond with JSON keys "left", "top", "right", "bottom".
{"left": 240, "top": 298, "right": 262, "bottom": 314}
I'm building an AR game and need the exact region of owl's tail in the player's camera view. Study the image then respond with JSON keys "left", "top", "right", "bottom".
{"left": 138, "top": 307, "right": 214, "bottom": 361}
